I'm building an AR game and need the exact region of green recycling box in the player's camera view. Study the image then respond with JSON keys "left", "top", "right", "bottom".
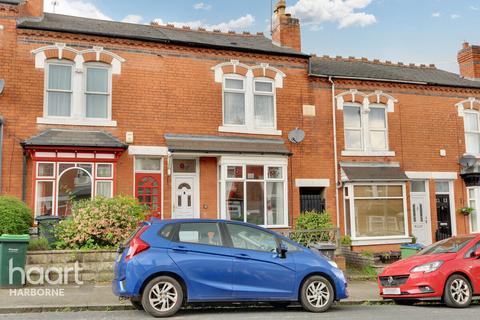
{"left": 0, "top": 234, "right": 30, "bottom": 287}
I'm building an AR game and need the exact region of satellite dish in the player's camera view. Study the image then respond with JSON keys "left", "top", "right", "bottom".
{"left": 288, "top": 128, "right": 305, "bottom": 144}
{"left": 0, "top": 79, "right": 4, "bottom": 95}
{"left": 459, "top": 154, "right": 477, "bottom": 168}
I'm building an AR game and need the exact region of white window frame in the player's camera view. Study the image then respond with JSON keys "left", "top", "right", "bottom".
{"left": 44, "top": 60, "right": 74, "bottom": 118}
{"left": 219, "top": 157, "right": 288, "bottom": 228}
{"left": 95, "top": 163, "right": 114, "bottom": 179}
{"left": 342, "top": 102, "right": 394, "bottom": 157}
{"left": 344, "top": 182, "right": 411, "bottom": 246}
{"left": 467, "top": 187, "right": 480, "bottom": 233}
{"left": 84, "top": 63, "right": 112, "bottom": 121}
{"left": 38, "top": 60, "right": 116, "bottom": 127}
{"left": 219, "top": 74, "right": 281, "bottom": 136}
{"left": 463, "top": 110, "right": 480, "bottom": 155}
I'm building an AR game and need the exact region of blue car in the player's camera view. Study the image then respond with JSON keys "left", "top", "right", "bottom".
{"left": 112, "top": 219, "right": 348, "bottom": 317}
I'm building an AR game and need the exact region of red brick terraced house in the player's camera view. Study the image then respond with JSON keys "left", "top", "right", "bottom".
{"left": 1, "top": 0, "right": 480, "bottom": 251}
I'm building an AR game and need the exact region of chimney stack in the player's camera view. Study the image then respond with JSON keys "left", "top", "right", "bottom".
{"left": 458, "top": 42, "right": 480, "bottom": 80}
{"left": 272, "top": 0, "right": 301, "bottom": 52}
{"left": 19, "top": 0, "right": 44, "bottom": 18}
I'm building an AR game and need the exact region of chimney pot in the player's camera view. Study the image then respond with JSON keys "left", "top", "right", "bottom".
{"left": 463, "top": 42, "right": 470, "bottom": 49}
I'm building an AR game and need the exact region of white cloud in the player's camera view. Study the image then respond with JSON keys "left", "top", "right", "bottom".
{"left": 451, "top": 14, "right": 461, "bottom": 19}
{"left": 287, "top": 0, "right": 376, "bottom": 29}
{"left": 470, "top": 6, "right": 479, "bottom": 11}
{"left": 122, "top": 14, "right": 143, "bottom": 24}
{"left": 44, "top": 0, "right": 111, "bottom": 20}
{"left": 432, "top": 12, "right": 441, "bottom": 18}
{"left": 153, "top": 14, "right": 255, "bottom": 32}
{"left": 194, "top": 2, "right": 212, "bottom": 10}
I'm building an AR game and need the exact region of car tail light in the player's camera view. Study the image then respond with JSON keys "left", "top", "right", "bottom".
{"left": 125, "top": 225, "right": 150, "bottom": 261}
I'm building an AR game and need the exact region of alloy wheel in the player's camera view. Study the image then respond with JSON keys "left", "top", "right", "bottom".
{"left": 148, "top": 281, "right": 178, "bottom": 312}
{"left": 450, "top": 279, "right": 470, "bottom": 304}
{"left": 306, "top": 281, "right": 330, "bottom": 308}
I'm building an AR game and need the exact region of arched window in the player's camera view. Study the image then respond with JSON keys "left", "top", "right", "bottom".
{"left": 57, "top": 167, "right": 92, "bottom": 217}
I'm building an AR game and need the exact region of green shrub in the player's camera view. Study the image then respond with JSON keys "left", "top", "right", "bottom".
{"left": 28, "top": 237, "right": 50, "bottom": 251}
{"left": 341, "top": 235, "right": 352, "bottom": 246}
{"left": 295, "top": 210, "right": 333, "bottom": 230}
{"left": 54, "top": 196, "right": 148, "bottom": 250}
{"left": 0, "top": 196, "right": 33, "bottom": 235}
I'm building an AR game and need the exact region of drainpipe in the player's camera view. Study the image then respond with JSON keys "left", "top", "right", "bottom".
{"left": 0, "top": 116, "right": 3, "bottom": 193}
{"left": 328, "top": 77, "right": 340, "bottom": 233}
{"left": 22, "top": 151, "right": 27, "bottom": 202}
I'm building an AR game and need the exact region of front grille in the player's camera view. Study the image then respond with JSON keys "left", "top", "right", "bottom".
{"left": 379, "top": 275, "right": 409, "bottom": 287}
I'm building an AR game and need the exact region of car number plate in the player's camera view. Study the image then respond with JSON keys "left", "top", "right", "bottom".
{"left": 383, "top": 288, "right": 401, "bottom": 295}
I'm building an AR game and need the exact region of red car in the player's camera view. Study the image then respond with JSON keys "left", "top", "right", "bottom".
{"left": 378, "top": 234, "right": 480, "bottom": 308}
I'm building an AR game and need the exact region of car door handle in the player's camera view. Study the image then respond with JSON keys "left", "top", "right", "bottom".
{"left": 172, "top": 246, "right": 189, "bottom": 253}
{"left": 234, "top": 253, "right": 251, "bottom": 260}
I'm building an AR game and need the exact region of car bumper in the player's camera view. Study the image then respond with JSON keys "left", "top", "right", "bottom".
{"left": 378, "top": 271, "right": 445, "bottom": 300}
{"left": 333, "top": 268, "right": 349, "bottom": 300}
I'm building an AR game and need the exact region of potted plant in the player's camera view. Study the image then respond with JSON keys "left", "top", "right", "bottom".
{"left": 460, "top": 207, "right": 474, "bottom": 216}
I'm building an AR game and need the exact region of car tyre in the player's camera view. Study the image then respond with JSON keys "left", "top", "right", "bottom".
{"left": 142, "top": 276, "right": 184, "bottom": 317}
{"left": 300, "top": 275, "right": 334, "bottom": 313}
{"left": 130, "top": 298, "right": 144, "bottom": 310}
{"left": 393, "top": 299, "right": 416, "bottom": 306}
{"left": 443, "top": 274, "right": 472, "bottom": 308}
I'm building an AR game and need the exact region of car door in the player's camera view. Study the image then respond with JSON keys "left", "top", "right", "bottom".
{"left": 463, "top": 240, "right": 480, "bottom": 294}
{"left": 224, "top": 223, "right": 296, "bottom": 300}
{"left": 168, "top": 222, "right": 233, "bottom": 301}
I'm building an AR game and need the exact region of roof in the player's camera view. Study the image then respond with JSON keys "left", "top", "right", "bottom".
{"left": 164, "top": 134, "right": 292, "bottom": 156}
{"left": 21, "top": 129, "right": 128, "bottom": 149}
{"left": 0, "top": 0, "right": 23, "bottom": 4}
{"left": 310, "top": 57, "right": 480, "bottom": 89}
{"left": 341, "top": 165, "right": 408, "bottom": 182}
{"left": 17, "top": 13, "right": 307, "bottom": 58}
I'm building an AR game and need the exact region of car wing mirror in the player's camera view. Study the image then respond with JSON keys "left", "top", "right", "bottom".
{"left": 276, "top": 243, "right": 288, "bottom": 259}
{"left": 474, "top": 248, "right": 480, "bottom": 258}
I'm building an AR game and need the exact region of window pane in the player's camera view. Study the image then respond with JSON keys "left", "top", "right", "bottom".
{"left": 246, "top": 165, "right": 264, "bottom": 180}
{"left": 78, "top": 164, "right": 93, "bottom": 175}
{"left": 96, "top": 181, "right": 112, "bottom": 198}
{"left": 36, "top": 181, "right": 53, "bottom": 216}
{"left": 178, "top": 223, "right": 222, "bottom": 246}
{"left": 226, "top": 223, "right": 277, "bottom": 252}
{"left": 344, "top": 105, "right": 361, "bottom": 128}
{"left": 86, "top": 94, "right": 108, "bottom": 118}
{"left": 58, "top": 163, "right": 75, "bottom": 175}
{"left": 58, "top": 168, "right": 92, "bottom": 217}
{"left": 255, "top": 81, "right": 273, "bottom": 92}
{"left": 225, "top": 78, "right": 244, "bottom": 90}
{"left": 246, "top": 181, "right": 264, "bottom": 225}
{"left": 411, "top": 181, "right": 426, "bottom": 193}
{"left": 435, "top": 181, "right": 449, "bottom": 193}
{"left": 268, "top": 167, "right": 282, "bottom": 179}
{"left": 254, "top": 95, "right": 274, "bottom": 128}
{"left": 267, "top": 182, "right": 284, "bottom": 225}
{"left": 377, "top": 186, "right": 403, "bottom": 197}
{"left": 48, "top": 64, "right": 71, "bottom": 90}
{"left": 97, "top": 164, "right": 113, "bottom": 177}
{"left": 466, "top": 133, "right": 480, "bottom": 154}
{"left": 355, "top": 186, "right": 373, "bottom": 197}
{"left": 345, "top": 129, "right": 362, "bottom": 149}
{"left": 135, "top": 158, "right": 162, "bottom": 171}
{"left": 47, "top": 92, "right": 71, "bottom": 116}
{"left": 224, "top": 92, "right": 245, "bottom": 125}
{"left": 87, "top": 68, "right": 108, "bottom": 93}
{"left": 472, "top": 210, "right": 479, "bottom": 233}
{"left": 173, "top": 159, "right": 196, "bottom": 173}
{"left": 227, "top": 166, "right": 243, "bottom": 179}
{"left": 38, "top": 163, "right": 54, "bottom": 177}
{"left": 226, "top": 181, "right": 244, "bottom": 222}
{"left": 354, "top": 198, "right": 405, "bottom": 237}
{"left": 370, "top": 130, "right": 387, "bottom": 150}
{"left": 369, "top": 108, "right": 386, "bottom": 129}
{"left": 465, "top": 113, "right": 479, "bottom": 131}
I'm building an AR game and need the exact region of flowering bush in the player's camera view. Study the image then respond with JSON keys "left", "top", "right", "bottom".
{"left": 54, "top": 196, "right": 148, "bottom": 249}
{"left": 0, "top": 196, "right": 33, "bottom": 235}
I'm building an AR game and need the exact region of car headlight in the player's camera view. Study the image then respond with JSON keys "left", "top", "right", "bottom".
{"left": 327, "top": 260, "right": 338, "bottom": 269}
{"left": 410, "top": 260, "right": 444, "bottom": 273}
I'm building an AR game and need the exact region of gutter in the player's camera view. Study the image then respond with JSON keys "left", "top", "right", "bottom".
{"left": 328, "top": 77, "right": 341, "bottom": 233}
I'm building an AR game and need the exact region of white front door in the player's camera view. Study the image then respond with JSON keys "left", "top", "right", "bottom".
{"left": 173, "top": 176, "right": 196, "bottom": 219}
{"left": 411, "top": 194, "right": 432, "bottom": 245}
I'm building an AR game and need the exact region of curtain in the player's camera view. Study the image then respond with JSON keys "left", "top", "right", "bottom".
{"left": 267, "top": 182, "right": 284, "bottom": 226}
{"left": 225, "top": 181, "right": 244, "bottom": 221}
{"left": 47, "top": 92, "right": 71, "bottom": 116}
{"left": 224, "top": 92, "right": 245, "bottom": 125}
{"left": 254, "top": 95, "right": 274, "bottom": 128}
{"left": 47, "top": 64, "right": 72, "bottom": 117}
{"left": 86, "top": 94, "right": 108, "bottom": 118}
{"left": 87, "top": 68, "right": 108, "bottom": 92}
{"left": 48, "top": 64, "right": 71, "bottom": 90}
{"left": 96, "top": 181, "right": 112, "bottom": 198}
{"left": 36, "top": 181, "right": 53, "bottom": 216}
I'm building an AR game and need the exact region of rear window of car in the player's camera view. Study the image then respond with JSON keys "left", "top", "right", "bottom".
{"left": 159, "top": 224, "right": 175, "bottom": 240}
{"left": 418, "top": 236, "right": 475, "bottom": 255}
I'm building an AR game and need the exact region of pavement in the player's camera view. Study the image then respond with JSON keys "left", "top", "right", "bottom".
{"left": 0, "top": 280, "right": 380, "bottom": 314}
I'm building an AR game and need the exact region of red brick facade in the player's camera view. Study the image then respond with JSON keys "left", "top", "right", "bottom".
{"left": 1, "top": 0, "right": 480, "bottom": 251}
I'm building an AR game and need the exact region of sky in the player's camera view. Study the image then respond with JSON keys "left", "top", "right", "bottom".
{"left": 43, "top": 0, "right": 480, "bottom": 73}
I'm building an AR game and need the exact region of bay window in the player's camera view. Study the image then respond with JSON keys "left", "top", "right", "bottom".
{"left": 46, "top": 62, "right": 73, "bottom": 117}
{"left": 464, "top": 111, "right": 480, "bottom": 154}
{"left": 220, "top": 160, "right": 287, "bottom": 227}
{"left": 344, "top": 184, "right": 408, "bottom": 241}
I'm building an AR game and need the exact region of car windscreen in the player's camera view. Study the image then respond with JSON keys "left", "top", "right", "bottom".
{"left": 418, "top": 236, "right": 475, "bottom": 255}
